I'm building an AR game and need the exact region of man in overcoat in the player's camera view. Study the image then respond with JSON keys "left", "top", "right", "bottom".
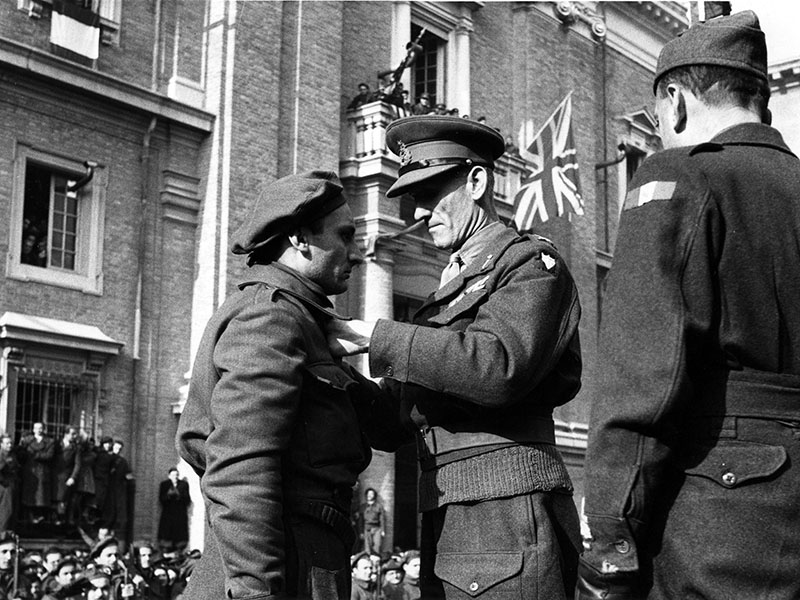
{"left": 328, "top": 116, "right": 583, "bottom": 599}
{"left": 176, "top": 170, "right": 374, "bottom": 599}
{"left": 156, "top": 467, "right": 190, "bottom": 554}
{"left": 18, "top": 422, "right": 54, "bottom": 524}
{"left": 577, "top": 11, "right": 800, "bottom": 599}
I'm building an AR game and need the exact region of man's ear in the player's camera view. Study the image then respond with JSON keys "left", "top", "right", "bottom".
{"left": 667, "top": 84, "right": 688, "bottom": 134}
{"left": 466, "top": 166, "right": 488, "bottom": 202}
{"left": 287, "top": 227, "right": 310, "bottom": 253}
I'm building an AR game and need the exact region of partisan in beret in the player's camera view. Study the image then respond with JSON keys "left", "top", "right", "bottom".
{"left": 231, "top": 170, "right": 346, "bottom": 257}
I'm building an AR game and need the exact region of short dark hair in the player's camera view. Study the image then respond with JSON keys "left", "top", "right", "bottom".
{"left": 656, "top": 65, "right": 769, "bottom": 122}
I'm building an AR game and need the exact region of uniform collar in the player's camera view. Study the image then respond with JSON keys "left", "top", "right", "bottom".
{"left": 454, "top": 221, "right": 505, "bottom": 269}
{"left": 704, "top": 122, "right": 796, "bottom": 157}
{"left": 238, "top": 262, "right": 333, "bottom": 309}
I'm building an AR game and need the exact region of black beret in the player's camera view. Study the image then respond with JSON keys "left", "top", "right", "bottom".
{"left": 382, "top": 558, "right": 403, "bottom": 572}
{"left": 0, "top": 531, "right": 15, "bottom": 547}
{"left": 654, "top": 10, "right": 767, "bottom": 92}
{"left": 385, "top": 115, "right": 505, "bottom": 198}
{"left": 231, "top": 170, "right": 346, "bottom": 257}
{"left": 82, "top": 563, "right": 112, "bottom": 582}
{"left": 89, "top": 536, "right": 119, "bottom": 560}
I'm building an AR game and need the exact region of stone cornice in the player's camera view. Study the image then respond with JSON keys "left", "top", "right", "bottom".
{"left": 0, "top": 37, "right": 214, "bottom": 133}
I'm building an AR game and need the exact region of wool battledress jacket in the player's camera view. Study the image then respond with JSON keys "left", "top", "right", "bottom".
{"left": 176, "top": 263, "right": 372, "bottom": 599}
{"left": 360, "top": 223, "right": 582, "bottom": 594}
{"left": 580, "top": 123, "right": 800, "bottom": 599}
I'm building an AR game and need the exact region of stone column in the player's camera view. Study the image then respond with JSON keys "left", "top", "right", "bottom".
{"left": 356, "top": 239, "right": 398, "bottom": 553}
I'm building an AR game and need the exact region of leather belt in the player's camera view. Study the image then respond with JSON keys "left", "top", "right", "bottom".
{"left": 696, "top": 370, "right": 800, "bottom": 421}
{"left": 417, "top": 416, "right": 555, "bottom": 470}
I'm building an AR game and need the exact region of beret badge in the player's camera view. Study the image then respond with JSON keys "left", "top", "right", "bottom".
{"left": 398, "top": 141, "right": 412, "bottom": 168}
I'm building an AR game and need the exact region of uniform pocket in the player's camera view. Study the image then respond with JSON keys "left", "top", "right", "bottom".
{"left": 683, "top": 440, "right": 787, "bottom": 488}
{"left": 428, "top": 289, "right": 488, "bottom": 326}
{"left": 435, "top": 551, "right": 523, "bottom": 597}
{"left": 302, "top": 362, "right": 366, "bottom": 467}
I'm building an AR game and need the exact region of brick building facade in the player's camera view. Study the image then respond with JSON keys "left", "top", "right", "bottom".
{"left": 0, "top": 1, "right": 687, "bottom": 551}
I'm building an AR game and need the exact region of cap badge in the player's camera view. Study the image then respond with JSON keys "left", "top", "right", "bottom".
{"left": 398, "top": 141, "right": 412, "bottom": 167}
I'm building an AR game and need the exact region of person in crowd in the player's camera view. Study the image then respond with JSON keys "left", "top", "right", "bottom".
{"left": 0, "top": 530, "right": 31, "bottom": 599}
{"left": 20, "top": 225, "right": 47, "bottom": 267}
{"left": 82, "top": 564, "right": 114, "bottom": 600}
{"left": 327, "top": 116, "right": 583, "bottom": 599}
{"left": 380, "top": 557, "right": 404, "bottom": 600}
{"left": 359, "top": 488, "right": 385, "bottom": 556}
{"left": 52, "top": 427, "right": 81, "bottom": 527}
{"left": 349, "top": 552, "right": 374, "bottom": 600}
{"left": 410, "top": 93, "right": 431, "bottom": 115}
{"left": 401, "top": 89, "right": 412, "bottom": 115}
{"left": 42, "top": 547, "right": 62, "bottom": 576}
{"left": 347, "top": 82, "right": 373, "bottom": 110}
{"left": 108, "top": 440, "right": 133, "bottom": 551}
{"left": 433, "top": 102, "right": 448, "bottom": 115}
{"left": 18, "top": 423, "right": 55, "bottom": 525}
{"left": 0, "top": 435, "right": 20, "bottom": 532}
{"left": 399, "top": 551, "right": 420, "bottom": 600}
{"left": 577, "top": 10, "right": 800, "bottom": 600}
{"left": 74, "top": 430, "right": 97, "bottom": 527}
{"left": 41, "top": 556, "right": 79, "bottom": 600}
{"left": 92, "top": 437, "right": 114, "bottom": 528}
{"left": 156, "top": 468, "right": 190, "bottom": 556}
{"left": 176, "top": 170, "right": 377, "bottom": 599}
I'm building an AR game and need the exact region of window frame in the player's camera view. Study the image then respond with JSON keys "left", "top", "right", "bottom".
{"left": 7, "top": 144, "right": 106, "bottom": 295}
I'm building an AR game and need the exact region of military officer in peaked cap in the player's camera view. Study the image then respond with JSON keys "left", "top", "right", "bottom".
{"left": 177, "top": 170, "right": 379, "bottom": 599}
{"left": 328, "top": 115, "right": 583, "bottom": 599}
{"left": 578, "top": 11, "right": 800, "bottom": 599}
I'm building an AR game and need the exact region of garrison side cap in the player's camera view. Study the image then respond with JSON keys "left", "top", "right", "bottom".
{"left": 385, "top": 115, "right": 505, "bottom": 198}
{"left": 654, "top": 10, "right": 767, "bottom": 93}
{"left": 231, "top": 170, "right": 346, "bottom": 256}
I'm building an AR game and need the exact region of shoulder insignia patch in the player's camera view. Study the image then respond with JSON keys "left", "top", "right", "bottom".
{"left": 624, "top": 180, "right": 677, "bottom": 210}
{"left": 541, "top": 252, "right": 556, "bottom": 270}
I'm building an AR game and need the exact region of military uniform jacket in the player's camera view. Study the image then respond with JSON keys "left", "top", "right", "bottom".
{"left": 365, "top": 224, "right": 582, "bottom": 509}
{"left": 581, "top": 123, "right": 800, "bottom": 597}
{"left": 176, "top": 263, "right": 372, "bottom": 599}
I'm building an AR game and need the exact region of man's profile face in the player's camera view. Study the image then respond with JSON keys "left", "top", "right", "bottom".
{"left": 55, "top": 563, "right": 76, "bottom": 586}
{"left": 96, "top": 545, "right": 119, "bottom": 568}
{"left": 138, "top": 546, "right": 153, "bottom": 569}
{"left": 352, "top": 557, "right": 373, "bottom": 583}
{"left": 0, "top": 543, "right": 14, "bottom": 571}
{"left": 410, "top": 173, "right": 475, "bottom": 250}
{"left": 403, "top": 557, "right": 421, "bottom": 580}
{"left": 304, "top": 202, "right": 363, "bottom": 295}
{"left": 385, "top": 569, "right": 402, "bottom": 584}
{"left": 87, "top": 578, "right": 111, "bottom": 600}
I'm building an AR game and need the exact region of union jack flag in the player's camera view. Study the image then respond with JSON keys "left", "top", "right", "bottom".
{"left": 512, "top": 93, "right": 584, "bottom": 231}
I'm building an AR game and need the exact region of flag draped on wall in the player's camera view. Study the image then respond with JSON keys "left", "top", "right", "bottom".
{"left": 512, "top": 93, "right": 584, "bottom": 232}
{"left": 50, "top": 0, "right": 100, "bottom": 60}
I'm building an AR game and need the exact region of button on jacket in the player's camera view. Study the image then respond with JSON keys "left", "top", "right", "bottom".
{"left": 176, "top": 263, "right": 372, "bottom": 599}
{"left": 581, "top": 123, "right": 800, "bottom": 598}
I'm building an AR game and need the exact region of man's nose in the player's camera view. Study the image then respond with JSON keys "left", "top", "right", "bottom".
{"left": 414, "top": 206, "right": 432, "bottom": 222}
{"left": 349, "top": 241, "right": 365, "bottom": 265}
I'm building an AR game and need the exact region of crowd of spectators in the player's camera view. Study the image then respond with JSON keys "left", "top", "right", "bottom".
{"left": 2, "top": 424, "right": 134, "bottom": 544}
{"left": 0, "top": 529, "right": 199, "bottom": 599}
{"left": 350, "top": 549, "right": 420, "bottom": 600}
{"left": 346, "top": 80, "right": 522, "bottom": 154}
{"left": 346, "top": 79, "right": 477, "bottom": 121}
